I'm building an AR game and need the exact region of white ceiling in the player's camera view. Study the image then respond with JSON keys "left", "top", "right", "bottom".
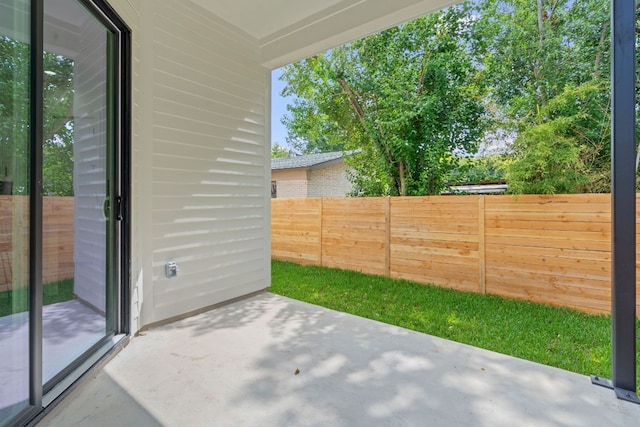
{"left": 190, "top": 0, "right": 347, "bottom": 40}
{"left": 189, "top": 0, "right": 461, "bottom": 68}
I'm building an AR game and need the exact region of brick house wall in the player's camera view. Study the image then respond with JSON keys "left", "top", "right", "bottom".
{"left": 308, "top": 162, "right": 353, "bottom": 197}
{"left": 271, "top": 168, "right": 308, "bottom": 198}
{"left": 271, "top": 153, "right": 354, "bottom": 198}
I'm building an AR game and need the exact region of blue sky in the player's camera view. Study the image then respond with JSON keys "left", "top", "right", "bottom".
{"left": 271, "top": 68, "right": 293, "bottom": 148}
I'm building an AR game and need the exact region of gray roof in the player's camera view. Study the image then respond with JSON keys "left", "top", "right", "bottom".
{"left": 271, "top": 151, "right": 344, "bottom": 170}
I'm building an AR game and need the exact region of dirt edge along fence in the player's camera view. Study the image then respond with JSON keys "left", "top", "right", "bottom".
{"left": 272, "top": 194, "right": 640, "bottom": 316}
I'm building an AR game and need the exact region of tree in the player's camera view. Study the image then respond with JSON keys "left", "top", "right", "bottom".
{"left": 447, "top": 154, "right": 510, "bottom": 185}
{"left": 476, "top": 0, "right": 612, "bottom": 193}
{"left": 271, "top": 142, "right": 290, "bottom": 158}
{"left": 0, "top": 36, "right": 75, "bottom": 196}
{"left": 42, "top": 51, "right": 74, "bottom": 196}
{"left": 281, "top": 4, "right": 488, "bottom": 196}
{"left": 0, "top": 36, "right": 30, "bottom": 194}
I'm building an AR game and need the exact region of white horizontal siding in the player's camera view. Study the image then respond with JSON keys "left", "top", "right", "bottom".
{"left": 72, "top": 13, "right": 108, "bottom": 314}
{"left": 106, "top": 0, "right": 270, "bottom": 326}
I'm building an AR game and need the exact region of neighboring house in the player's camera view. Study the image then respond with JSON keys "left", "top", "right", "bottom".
{"left": 448, "top": 181, "right": 508, "bottom": 195}
{"left": 271, "top": 152, "right": 353, "bottom": 198}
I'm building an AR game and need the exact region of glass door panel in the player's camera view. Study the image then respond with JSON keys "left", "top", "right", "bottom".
{"left": 42, "top": 0, "right": 112, "bottom": 384}
{"left": 0, "top": 1, "right": 125, "bottom": 423}
{"left": 0, "top": 0, "right": 31, "bottom": 424}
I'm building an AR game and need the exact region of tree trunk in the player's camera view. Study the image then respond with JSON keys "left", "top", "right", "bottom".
{"left": 533, "top": 0, "right": 547, "bottom": 108}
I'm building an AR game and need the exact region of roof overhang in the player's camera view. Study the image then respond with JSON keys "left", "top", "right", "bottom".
{"left": 188, "top": 0, "right": 462, "bottom": 68}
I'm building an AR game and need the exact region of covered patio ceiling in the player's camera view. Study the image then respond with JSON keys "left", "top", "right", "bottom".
{"left": 188, "top": 0, "right": 460, "bottom": 68}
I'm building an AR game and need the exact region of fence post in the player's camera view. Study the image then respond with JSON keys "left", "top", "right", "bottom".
{"left": 385, "top": 197, "right": 391, "bottom": 277}
{"left": 478, "top": 196, "right": 486, "bottom": 295}
{"left": 318, "top": 198, "right": 323, "bottom": 267}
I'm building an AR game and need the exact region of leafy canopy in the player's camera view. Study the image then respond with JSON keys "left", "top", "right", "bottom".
{"left": 0, "top": 36, "right": 75, "bottom": 196}
{"left": 281, "top": 4, "right": 488, "bottom": 196}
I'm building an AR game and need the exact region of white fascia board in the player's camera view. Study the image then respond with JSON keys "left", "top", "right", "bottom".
{"left": 260, "top": 0, "right": 462, "bottom": 69}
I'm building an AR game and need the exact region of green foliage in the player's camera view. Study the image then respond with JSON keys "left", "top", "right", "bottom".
{"left": 0, "top": 36, "right": 74, "bottom": 196}
{"left": 0, "top": 35, "right": 30, "bottom": 194}
{"left": 506, "top": 122, "right": 587, "bottom": 194}
{"left": 477, "top": 0, "right": 612, "bottom": 193}
{"left": 281, "top": 4, "right": 488, "bottom": 196}
{"left": 447, "top": 154, "right": 509, "bottom": 185}
{"left": 271, "top": 260, "right": 639, "bottom": 391}
{"left": 506, "top": 83, "right": 610, "bottom": 194}
{"left": 477, "top": 0, "right": 610, "bottom": 121}
{"left": 42, "top": 51, "right": 74, "bottom": 196}
{"left": 271, "top": 142, "right": 290, "bottom": 158}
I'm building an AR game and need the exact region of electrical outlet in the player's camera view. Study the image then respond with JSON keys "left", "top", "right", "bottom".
{"left": 165, "top": 260, "right": 178, "bottom": 278}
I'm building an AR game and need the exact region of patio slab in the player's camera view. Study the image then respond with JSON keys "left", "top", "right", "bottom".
{"left": 39, "top": 293, "right": 639, "bottom": 427}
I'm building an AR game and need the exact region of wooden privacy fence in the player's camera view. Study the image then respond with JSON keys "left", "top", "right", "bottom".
{"left": 0, "top": 196, "right": 74, "bottom": 292}
{"left": 272, "top": 194, "right": 640, "bottom": 316}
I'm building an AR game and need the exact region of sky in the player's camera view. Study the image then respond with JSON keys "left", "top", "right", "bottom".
{"left": 271, "top": 68, "right": 293, "bottom": 149}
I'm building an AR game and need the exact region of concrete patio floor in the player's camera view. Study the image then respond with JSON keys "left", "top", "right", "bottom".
{"left": 39, "top": 293, "right": 640, "bottom": 427}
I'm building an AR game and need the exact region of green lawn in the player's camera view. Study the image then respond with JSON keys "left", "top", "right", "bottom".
{"left": 271, "top": 259, "right": 640, "bottom": 392}
{"left": 0, "top": 278, "right": 75, "bottom": 317}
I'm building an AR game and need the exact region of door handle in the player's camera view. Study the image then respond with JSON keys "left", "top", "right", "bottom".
{"left": 103, "top": 196, "right": 110, "bottom": 219}
{"left": 102, "top": 196, "right": 123, "bottom": 221}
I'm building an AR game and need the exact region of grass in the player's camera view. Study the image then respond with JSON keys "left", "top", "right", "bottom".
{"left": 271, "top": 260, "right": 640, "bottom": 392}
{"left": 0, "top": 278, "right": 75, "bottom": 317}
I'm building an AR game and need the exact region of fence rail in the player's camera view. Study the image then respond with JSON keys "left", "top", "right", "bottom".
{"left": 272, "top": 194, "right": 640, "bottom": 316}
{"left": 0, "top": 196, "right": 74, "bottom": 292}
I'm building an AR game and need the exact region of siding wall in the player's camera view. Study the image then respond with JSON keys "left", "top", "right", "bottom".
{"left": 110, "top": 0, "right": 271, "bottom": 328}
{"left": 72, "top": 15, "right": 108, "bottom": 313}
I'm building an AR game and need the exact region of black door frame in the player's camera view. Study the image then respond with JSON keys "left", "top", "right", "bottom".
{"left": 10, "top": 0, "right": 130, "bottom": 425}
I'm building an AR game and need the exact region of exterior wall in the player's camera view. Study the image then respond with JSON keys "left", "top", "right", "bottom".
{"left": 73, "top": 16, "right": 108, "bottom": 313}
{"left": 308, "top": 162, "right": 353, "bottom": 197}
{"left": 271, "top": 168, "right": 308, "bottom": 198}
{"left": 109, "top": 0, "right": 270, "bottom": 330}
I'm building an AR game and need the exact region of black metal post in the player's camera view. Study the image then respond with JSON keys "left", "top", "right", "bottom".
{"left": 29, "top": 0, "right": 44, "bottom": 408}
{"left": 592, "top": 0, "right": 639, "bottom": 404}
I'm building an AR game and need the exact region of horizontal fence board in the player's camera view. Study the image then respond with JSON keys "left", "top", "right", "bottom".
{"left": 485, "top": 267, "right": 610, "bottom": 291}
{"left": 485, "top": 211, "right": 611, "bottom": 223}
{"left": 486, "top": 235, "right": 611, "bottom": 252}
{"left": 485, "top": 219, "right": 610, "bottom": 233}
{"left": 485, "top": 250, "right": 610, "bottom": 272}
{"left": 272, "top": 194, "right": 640, "bottom": 316}
{"left": 1, "top": 196, "right": 75, "bottom": 288}
{"left": 485, "top": 245, "right": 610, "bottom": 262}
{"left": 486, "top": 227, "right": 610, "bottom": 242}
{"left": 390, "top": 271, "right": 480, "bottom": 293}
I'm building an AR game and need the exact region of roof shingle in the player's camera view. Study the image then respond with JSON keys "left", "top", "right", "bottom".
{"left": 271, "top": 151, "right": 344, "bottom": 170}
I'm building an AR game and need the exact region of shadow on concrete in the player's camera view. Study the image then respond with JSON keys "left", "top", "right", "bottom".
{"left": 39, "top": 293, "right": 639, "bottom": 427}
{"left": 42, "top": 369, "right": 163, "bottom": 427}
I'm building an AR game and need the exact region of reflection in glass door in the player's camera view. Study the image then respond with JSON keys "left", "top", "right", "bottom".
{"left": 42, "top": 0, "right": 113, "bottom": 385}
{"left": 0, "top": 0, "right": 31, "bottom": 422}
{"left": 0, "top": 0, "right": 128, "bottom": 425}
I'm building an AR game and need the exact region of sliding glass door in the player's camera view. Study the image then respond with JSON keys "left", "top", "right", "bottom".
{"left": 0, "top": 0, "right": 31, "bottom": 422}
{"left": 42, "top": 0, "right": 113, "bottom": 386}
{"left": 0, "top": 1, "right": 128, "bottom": 425}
